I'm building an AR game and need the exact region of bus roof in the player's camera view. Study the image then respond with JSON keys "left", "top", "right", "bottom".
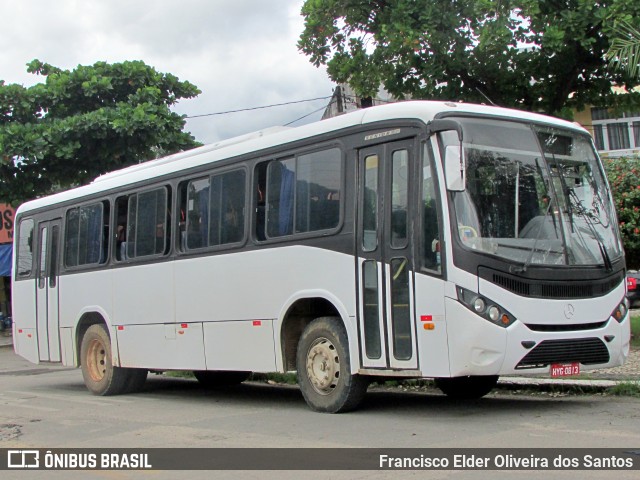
{"left": 16, "top": 100, "right": 586, "bottom": 215}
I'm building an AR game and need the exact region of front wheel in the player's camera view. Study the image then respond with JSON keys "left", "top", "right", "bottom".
{"left": 435, "top": 375, "right": 499, "bottom": 399}
{"left": 296, "top": 317, "right": 368, "bottom": 413}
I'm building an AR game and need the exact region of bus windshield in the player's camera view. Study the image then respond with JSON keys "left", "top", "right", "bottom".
{"left": 444, "top": 118, "right": 622, "bottom": 267}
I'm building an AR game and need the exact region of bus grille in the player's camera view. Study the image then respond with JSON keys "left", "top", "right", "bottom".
{"left": 525, "top": 321, "right": 609, "bottom": 332}
{"left": 479, "top": 268, "right": 623, "bottom": 299}
{"left": 515, "top": 338, "right": 610, "bottom": 369}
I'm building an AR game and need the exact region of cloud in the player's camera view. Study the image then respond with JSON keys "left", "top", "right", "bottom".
{"left": 0, "top": 0, "right": 333, "bottom": 143}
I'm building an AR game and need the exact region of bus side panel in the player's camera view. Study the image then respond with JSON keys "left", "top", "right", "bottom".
{"left": 59, "top": 270, "right": 113, "bottom": 330}
{"left": 413, "top": 273, "right": 450, "bottom": 377}
{"left": 11, "top": 280, "right": 39, "bottom": 363}
{"left": 174, "top": 246, "right": 358, "bottom": 370}
{"left": 203, "top": 320, "right": 276, "bottom": 372}
{"left": 112, "top": 263, "right": 174, "bottom": 327}
{"left": 116, "top": 322, "right": 206, "bottom": 370}
{"left": 59, "top": 327, "right": 76, "bottom": 366}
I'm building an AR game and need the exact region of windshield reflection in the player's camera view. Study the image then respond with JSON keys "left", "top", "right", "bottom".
{"left": 444, "top": 118, "right": 622, "bottom": 267}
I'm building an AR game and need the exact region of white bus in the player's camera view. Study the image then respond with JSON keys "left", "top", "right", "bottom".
{"left": 12, "top": 101, "right": 630, "bottom": 412}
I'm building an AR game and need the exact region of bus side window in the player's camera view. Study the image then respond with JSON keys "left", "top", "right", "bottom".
{"left": 16, "top": 218, "right": 35, "bottom": 277}
{"left": 115, "top": 187, "right": 170, "bottom": 260}
{"left": 65, "top": 202, "right": 109, "bottom": 268}
{"left": 114, "top": 196, "right": 129, "bottom": 261}
{"left": 423, "top": 147, "right": 441, "bottom": 273}
{"left": 255, "top": 162, "right": 268, "bottom": 241}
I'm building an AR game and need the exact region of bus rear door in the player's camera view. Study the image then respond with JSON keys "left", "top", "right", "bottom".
{"left": 35, "top": 219, "right": 62, "bottom": 362}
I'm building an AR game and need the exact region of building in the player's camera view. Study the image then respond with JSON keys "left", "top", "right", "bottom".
{"left": 574, "top": 107, "right": 640, "bottom": 158}
{"left": 321, "top": 84, "right": 404, "bottom": 119}
{"left": 573, "top": 86, "right": 640, "bottom": 158}
{"left": 0, "top": 203, "right": 14, "bottom": 323}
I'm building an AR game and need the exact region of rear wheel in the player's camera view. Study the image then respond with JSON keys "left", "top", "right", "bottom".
{"left": 80, "top": 324, "right": 137, "bottom": 396}
{"left": 435, "top": 375, "right": 499, "bottom": 399}
{"left": 193, "top": 370, "right": 251, "bottom": 387}
{"left": 296, "top": 316, "right": 368, "bottom": 413}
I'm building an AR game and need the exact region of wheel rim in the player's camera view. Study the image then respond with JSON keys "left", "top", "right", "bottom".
{"left": 86, "top": 338, "right": 107, "bottom": 382}
{"left": 306, "top": 336, "right": 340, "bottom": 395}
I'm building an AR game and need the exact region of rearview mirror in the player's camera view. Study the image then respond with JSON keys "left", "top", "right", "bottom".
{"left": 444, "top": 144, "right": 466, "bottom": 191}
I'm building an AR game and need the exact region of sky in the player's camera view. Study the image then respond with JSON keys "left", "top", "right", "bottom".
{"left": 0, "top": 0, "right": 335, "bottom": 144}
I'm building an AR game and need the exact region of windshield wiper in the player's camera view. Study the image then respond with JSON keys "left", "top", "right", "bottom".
{"left": 552, "top": 156, "right": 612, "bottom": 271}
{"left": 511, "top": 159, "right": 561, "bottom": 274}
{"left": 567, "top": 189, "right": 613, "bottom": 272}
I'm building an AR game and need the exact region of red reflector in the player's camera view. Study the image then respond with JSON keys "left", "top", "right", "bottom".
{"left": 628, "top": 277, "right": 637, "bottom": 291}
{"left": 181, "top": 323, "right": 188, "bottom": 328}
{"left": 420, "top": 315, "right": 433, "bottom": 322}
{"left": 18, "top": 329, "right": 23, "bottom": 333}
{"left": 117, "top": 326, "right": 124, "bottom": 331}
{"left": 253, "top": 320, "right": 262, "bottom": 326}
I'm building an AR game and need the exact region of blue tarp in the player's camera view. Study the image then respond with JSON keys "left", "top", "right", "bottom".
{"left": 0, "top": 243, "right": 12, "bottom": 277}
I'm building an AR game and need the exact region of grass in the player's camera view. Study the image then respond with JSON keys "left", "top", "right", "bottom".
{"left": 631, "top": 311, "right": 640, "bottom": 348}
{"left": 163, "top": 370, "right": 195, "bottom": 379}
{"left": 609, "top": 381, "right": 640, "bottom": 397}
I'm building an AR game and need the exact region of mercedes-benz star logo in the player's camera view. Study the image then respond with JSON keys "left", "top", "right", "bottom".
{"left": 564, "top": 303, "right": 575, "bottom": 320}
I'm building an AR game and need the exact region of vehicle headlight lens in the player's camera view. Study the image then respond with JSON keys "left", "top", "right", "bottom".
{"left": 611, "top": 301, "right": 628, "bottom": 323}
{"left": 457, "top": 286, "right": 517, "bottom": 328}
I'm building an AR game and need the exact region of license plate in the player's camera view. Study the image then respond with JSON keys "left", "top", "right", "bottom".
{"left": 550, "top": 363, "right": 580, "bottom": 377}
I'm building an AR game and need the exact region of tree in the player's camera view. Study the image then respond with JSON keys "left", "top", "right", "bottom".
{"left": 604, "top": 155, "right": 640, "bottom": 269}
{"left": 607, "top": 20, "right": 640, "bottom": 79}
{"left": 0, "top": 60, "right": 201, "bottom": 205}
{"left": 299, "top": 0, "right": 640, "bottom": 117}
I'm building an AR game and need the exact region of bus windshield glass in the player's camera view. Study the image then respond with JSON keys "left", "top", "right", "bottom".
{"left": 444, "top": 118, "right": 622, "bottom": 267}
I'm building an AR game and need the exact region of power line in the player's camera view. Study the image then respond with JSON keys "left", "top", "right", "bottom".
{"left": 283, "top": 103, "right": 332, "bottom": 126}
{"left": 185, "top": 96, "right": 332, "bottom": 119}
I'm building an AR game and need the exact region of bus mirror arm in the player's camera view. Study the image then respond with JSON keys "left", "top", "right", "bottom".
{"left": 427, "top": 119, "right": 463, "bottom": 142}
{"left": 444, "top": 145, "right": 466, "bottom": 191}
{"left": 428, "top": 120, "right": 466, "bottom": 191}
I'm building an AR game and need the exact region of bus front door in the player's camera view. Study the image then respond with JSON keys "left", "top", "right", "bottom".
{"left": 357, "top": 139, "right": 418, "bottom": 370}
{"left": 35, "top": 219, "right": 62, "bottom": 362}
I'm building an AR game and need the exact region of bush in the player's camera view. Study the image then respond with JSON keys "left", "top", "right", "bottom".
{"left": 604, "top": 156, "right": 640, "bottom": 269}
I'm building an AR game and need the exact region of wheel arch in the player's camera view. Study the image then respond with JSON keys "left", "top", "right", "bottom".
{"left": 74, "top": 307, "right": 116, "bottom": 367}
{"left": 278, "top": 290, "right": 359, "bottom": 373}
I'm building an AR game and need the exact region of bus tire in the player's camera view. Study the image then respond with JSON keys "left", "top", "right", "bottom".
{"left": 435, "top": 375, "right": 499, "bottom": 399}
{"left": 296, "top": 316, "right": 368, "bottom": 413}
{"left": 193, "top": 370, "right": 251, "bottom": 387}
{"left": 123, "top": 368, "right": 148, "bottom": 393}
{"left": 80, "top": 324, "right": 130, "bottom": 396}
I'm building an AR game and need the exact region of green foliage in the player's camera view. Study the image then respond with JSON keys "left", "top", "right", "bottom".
{"left": 299, "top": 0, "right": 640, "bottom": 117}
{"left": 630, "top": 312, "right": 640, "bottom": 348}
{"left": 609, "top": 381, "right": 640, "bottom": 397}
{"left": 604, "top": 156, "right": 640, "bottom": 268}
{"left": 0, "top": 60, "right": 201, "bottom": 205}
{"left": 607, "top": 20, "right": 640, "bottom": 79}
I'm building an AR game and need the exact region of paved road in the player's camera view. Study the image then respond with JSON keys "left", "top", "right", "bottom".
{"left": 1, "top": 347, "right": 639, "bottom": 480}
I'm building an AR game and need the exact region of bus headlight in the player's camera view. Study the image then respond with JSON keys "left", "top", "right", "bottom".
{"left": 611, "top": 301, "right": 628, "bottom": 323}
{"left": 457, "top": 286, "right": 517, "bottom": 328}
{"left": 473, "top": 298, "right": 486, "bottom": 313}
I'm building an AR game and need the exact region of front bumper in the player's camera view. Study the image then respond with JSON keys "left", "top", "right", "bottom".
{"left": 443, "top": 298, "right": 630, "bottom": 377}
